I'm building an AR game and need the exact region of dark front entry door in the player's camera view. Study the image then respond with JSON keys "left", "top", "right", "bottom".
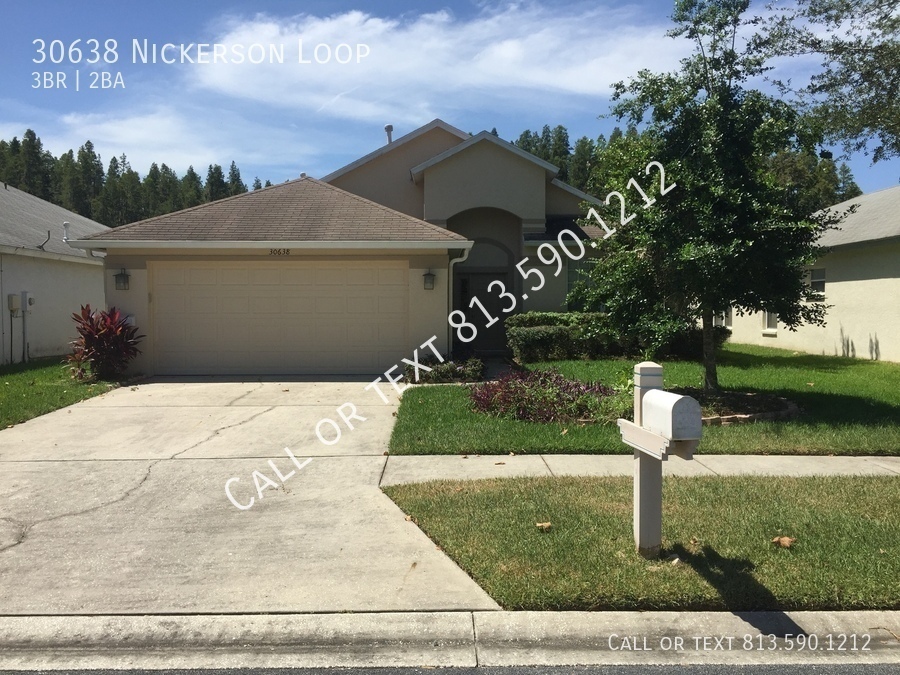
{"left": 455, "top": 271, "right": 511, "bottom": 354}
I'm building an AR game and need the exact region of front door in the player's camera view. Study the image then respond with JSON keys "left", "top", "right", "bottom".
{"left": 455, "top": 271, "right": 511, "bottom": 354}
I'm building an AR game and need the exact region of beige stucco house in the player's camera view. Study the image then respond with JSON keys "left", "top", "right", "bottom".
{"left": 1, "top": 184, "right": 107, "bottom": 365}
{"left": 324, "top": 119, "right": 601, "bottom": 352}
{"left": 726, "top": 184, "right": 900, "bottom": 362}
{"left": 70, "top": 119, "right": 599, "bottom": 376}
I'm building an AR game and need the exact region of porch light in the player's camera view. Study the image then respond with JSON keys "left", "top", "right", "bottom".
{"left": 423, "top": 270, "right": 436, "bottom": 290}
{"left": 114, "top": 268, "right": 130, "bottom": 291}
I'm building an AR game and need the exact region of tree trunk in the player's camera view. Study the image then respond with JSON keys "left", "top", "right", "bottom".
{"left": 701, "top": 307, "right": 719, "bottom": 394}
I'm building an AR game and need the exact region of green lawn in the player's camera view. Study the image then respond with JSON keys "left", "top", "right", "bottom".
{"left": 385, "top": 475, "right": 900, "bottom": 611}
{"left": 0, "top": 357, "right": 116, "bottom": 428}
{"left": 389, "top": 343, "right": 900, "bottom": 455}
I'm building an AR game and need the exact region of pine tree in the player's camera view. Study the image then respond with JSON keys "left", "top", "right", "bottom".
{"left": 549, "top": 125, "right": 571, "bottom": 181}
{"left": 157, "top": 163, "right": 183, "bottom": 213}
{"left": 569, "top": 136, "right": 596, "bottom": 193}
{"left": 264, "top": 179, "right": 272, "bottom": 188}
{"left": 76, "top": 141, "right": 105, "bottom": 219}
{"left": 252, "top": 176, "right": 263, "bottom": 190}
{"left": 205, "top": 164, "right": 228, "bottom": 202}
{"left": 53, "top": 149, "right": 83, "bottom": 213}
{"left": 181, "top": 165, "right": 204, "bottom": 208}
{"left": 144, "top": 162, "right": 162, "bottom": 217}
{"left": 835, "top": 163, "right": 863, "bottom": 203}
{"left": 227, "top": 161, "right": 247, "bottom": 196}
{"left": 20, "top": 130, "right": 52, "bottom": 199}
{"left": 97, "top": 156, "right": 122, "bottom": 227}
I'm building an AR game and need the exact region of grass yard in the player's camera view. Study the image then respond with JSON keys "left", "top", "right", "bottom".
{"left": 385, "top": 475, "right": 900, "bottom": 611}
{"left": 389, "top": 343, "right": 900, "bottom": 455}
{"left": 0, "top": 357, "right": 115, "bottom": 428}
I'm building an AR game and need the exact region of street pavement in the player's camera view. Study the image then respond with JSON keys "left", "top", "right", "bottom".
{"left": 0, "top": 379, "right": 897, "bottom": 669}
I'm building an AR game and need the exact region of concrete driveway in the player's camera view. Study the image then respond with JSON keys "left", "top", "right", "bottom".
{"left": 0, "top": 379, "right": 499, "bottom": 614}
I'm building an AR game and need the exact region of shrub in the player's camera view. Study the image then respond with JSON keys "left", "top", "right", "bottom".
{"left": 505, "top": 311, "right": 731, "bottom": 361}
{"left": 68, "top": 305, "right": 144, "bottom": 381}
{"left": 506, "top": 313, "right": 619, "bottom": 362}
{"left": 403, "top": 355, "right": 484, "bottom": 383}
{"left": 470, "top": 369, "right": 614, "bottom": 423}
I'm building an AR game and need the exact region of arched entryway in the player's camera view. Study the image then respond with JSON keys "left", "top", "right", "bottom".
{"left": 446, "top": 207, "right": 522, "bottom": 354}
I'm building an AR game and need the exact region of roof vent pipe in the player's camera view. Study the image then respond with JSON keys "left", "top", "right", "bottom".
{"left": 37, "top": 230, "right": 50, "bottom": 250}
{"left": 63, "top": 222, "right": 70, "bottom": 242}
{"left": 384, "top": 124, "right": 393, "bottom": 144}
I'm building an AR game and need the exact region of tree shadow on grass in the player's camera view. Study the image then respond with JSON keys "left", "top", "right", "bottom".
{"left": 670, "top": 543, "right": 808, "bottom": 637}
{"left": 719, "top": 348, "right": 883, "bottom": 373}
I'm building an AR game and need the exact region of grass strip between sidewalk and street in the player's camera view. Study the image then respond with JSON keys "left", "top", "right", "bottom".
{"left": 384, "top": 474, "right": 900, "bottom": 612}
{"left": 1, "top": 357, "right": 115, "bottom": 428}
{"left": 389, "top": 344, "right": 900, "bottom": 455}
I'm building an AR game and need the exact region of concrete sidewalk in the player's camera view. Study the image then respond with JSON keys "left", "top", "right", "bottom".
{"left": 380, "top": 452, "right": 900, "bottom": 485}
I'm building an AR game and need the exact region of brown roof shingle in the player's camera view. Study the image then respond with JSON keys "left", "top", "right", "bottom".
{"left": 83, "top": 177, "right": 466, "bottom": 243}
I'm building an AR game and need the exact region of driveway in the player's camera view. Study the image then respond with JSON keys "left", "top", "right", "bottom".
{"left": 0, "top": 379, "right": 499, "bottom": 614}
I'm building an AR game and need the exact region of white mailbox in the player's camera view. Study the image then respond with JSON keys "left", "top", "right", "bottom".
{"left": 617, "top": 361, "right": 703, "bottom": 558}
{"left": 642, "top": 389, "right": 702, "bottom": 441}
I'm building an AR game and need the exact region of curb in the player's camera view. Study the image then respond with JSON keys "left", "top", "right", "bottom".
{"left": 0, "top": 610, "right": 897, "bottom": 670}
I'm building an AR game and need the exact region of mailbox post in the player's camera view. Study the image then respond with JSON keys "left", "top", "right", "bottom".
{"left": 617, "top": 362, "right": 701, "bottom": 558}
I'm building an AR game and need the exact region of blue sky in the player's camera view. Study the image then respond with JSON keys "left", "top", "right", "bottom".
{"left": 1, "top": 0, "right": 897, "bottom": 193}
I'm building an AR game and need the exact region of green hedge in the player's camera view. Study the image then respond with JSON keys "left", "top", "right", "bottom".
{"left": 506, "top": 313, "right": 620, "bottom": 362}
{"left": 506, "top": 312, "right": 730, "bottom": 363}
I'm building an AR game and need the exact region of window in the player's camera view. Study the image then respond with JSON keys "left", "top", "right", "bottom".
{"left": 713, "top": 307, "right": 733, "bottom": 328}
{"left": 809, "top": 268, "right": 826, "bottom": 294}
{"left": 763, "top": 311, "right": 778, "bottom": 333}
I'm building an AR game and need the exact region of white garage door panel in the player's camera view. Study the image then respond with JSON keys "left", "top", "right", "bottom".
{"left": 152, "top": 261, "right": 410, "bottom": 375}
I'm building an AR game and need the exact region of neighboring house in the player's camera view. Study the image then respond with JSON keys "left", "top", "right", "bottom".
{"left": 324, "top": 119, "right": 602, "bottom": 352}
{"left": 70, "top": 177, "right": 472, "bottom": 376}
{"left": 70, "top": 119, "right": 600, "bottom": 377}
{"left": 727, "top": 184, "right": 900, "bottom": 362}
{"left": 0, "top": 183, "right": 107, "bottom": 365}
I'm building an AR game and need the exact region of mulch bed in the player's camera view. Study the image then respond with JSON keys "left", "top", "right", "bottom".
{"left": 670, "top": 387, "right": 800, "bottom": 426}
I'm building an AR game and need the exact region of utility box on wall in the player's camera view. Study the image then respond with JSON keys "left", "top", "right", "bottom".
{"left": 7, "top": 293, "right": 21, "bottom": 315}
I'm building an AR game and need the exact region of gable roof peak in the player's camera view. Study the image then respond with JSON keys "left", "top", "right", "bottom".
{"left": 321, "top": 119, "right": 469, "bottom": 182}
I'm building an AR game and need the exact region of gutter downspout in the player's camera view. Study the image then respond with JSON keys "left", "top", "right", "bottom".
{"left": 448, "top": 246, "right": 470, "bottom": 359}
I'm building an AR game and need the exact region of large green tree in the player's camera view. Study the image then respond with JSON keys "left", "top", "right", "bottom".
{"left": 573, "top": 0, "right": 848, "bottom": 392}
{"left": 758, "top": 0, "right": 900, "bottom": 163}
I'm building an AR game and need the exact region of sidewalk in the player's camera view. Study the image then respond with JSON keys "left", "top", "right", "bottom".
{"left": 380, "top": 453, "right": 900, "bottom": 485}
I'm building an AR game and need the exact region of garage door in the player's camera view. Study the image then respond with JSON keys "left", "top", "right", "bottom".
{"left": 150, "top": 260, "right": 409, "bottom": 375}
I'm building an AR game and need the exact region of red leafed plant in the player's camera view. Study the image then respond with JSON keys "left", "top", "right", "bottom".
{"left": 68, "top": 305, "right": 144, "bottom": 381}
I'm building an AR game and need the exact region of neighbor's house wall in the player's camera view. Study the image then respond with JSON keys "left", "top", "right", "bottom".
{"left": 728, "top": 239, "right": 900, "bottom": 362}
{"left": 326, "top": 127, "right": 465, "bottom": 220}
{"left": 0, "top": 249, "right": 105, "bottom": 365}
{"left": 102, "top": 249, "right": 453, "bottom": 376}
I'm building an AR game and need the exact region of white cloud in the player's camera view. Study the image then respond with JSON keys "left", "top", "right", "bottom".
{"left": 32, "top": 106, "right": 323, "bottom": 178}
{"left": 186, "top": 3, "right": 691, "bottom": 125}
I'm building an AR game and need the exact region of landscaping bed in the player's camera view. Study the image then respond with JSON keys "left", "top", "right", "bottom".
{"left": 389, "top": 344, "right": 900, "bottom": 455}
{"left": 385, "top": 475, "right": 900, "bottom": 611}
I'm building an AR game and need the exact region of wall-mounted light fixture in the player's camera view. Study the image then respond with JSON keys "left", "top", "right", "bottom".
{"left": 114, "top": 268, "right": 131, "bottom": 291}
{"left": 423, "top": 270, "right": 435, "bottom": 290}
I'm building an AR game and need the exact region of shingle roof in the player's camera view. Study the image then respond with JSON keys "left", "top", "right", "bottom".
{"left": 82, "top": 176, "right": 467, "bottom": 243}
{"left": 0, "top": 183, "right": 108, "bottom": 258}
{"left": 819, "top": 184, "right": 900, "bottom": 248}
